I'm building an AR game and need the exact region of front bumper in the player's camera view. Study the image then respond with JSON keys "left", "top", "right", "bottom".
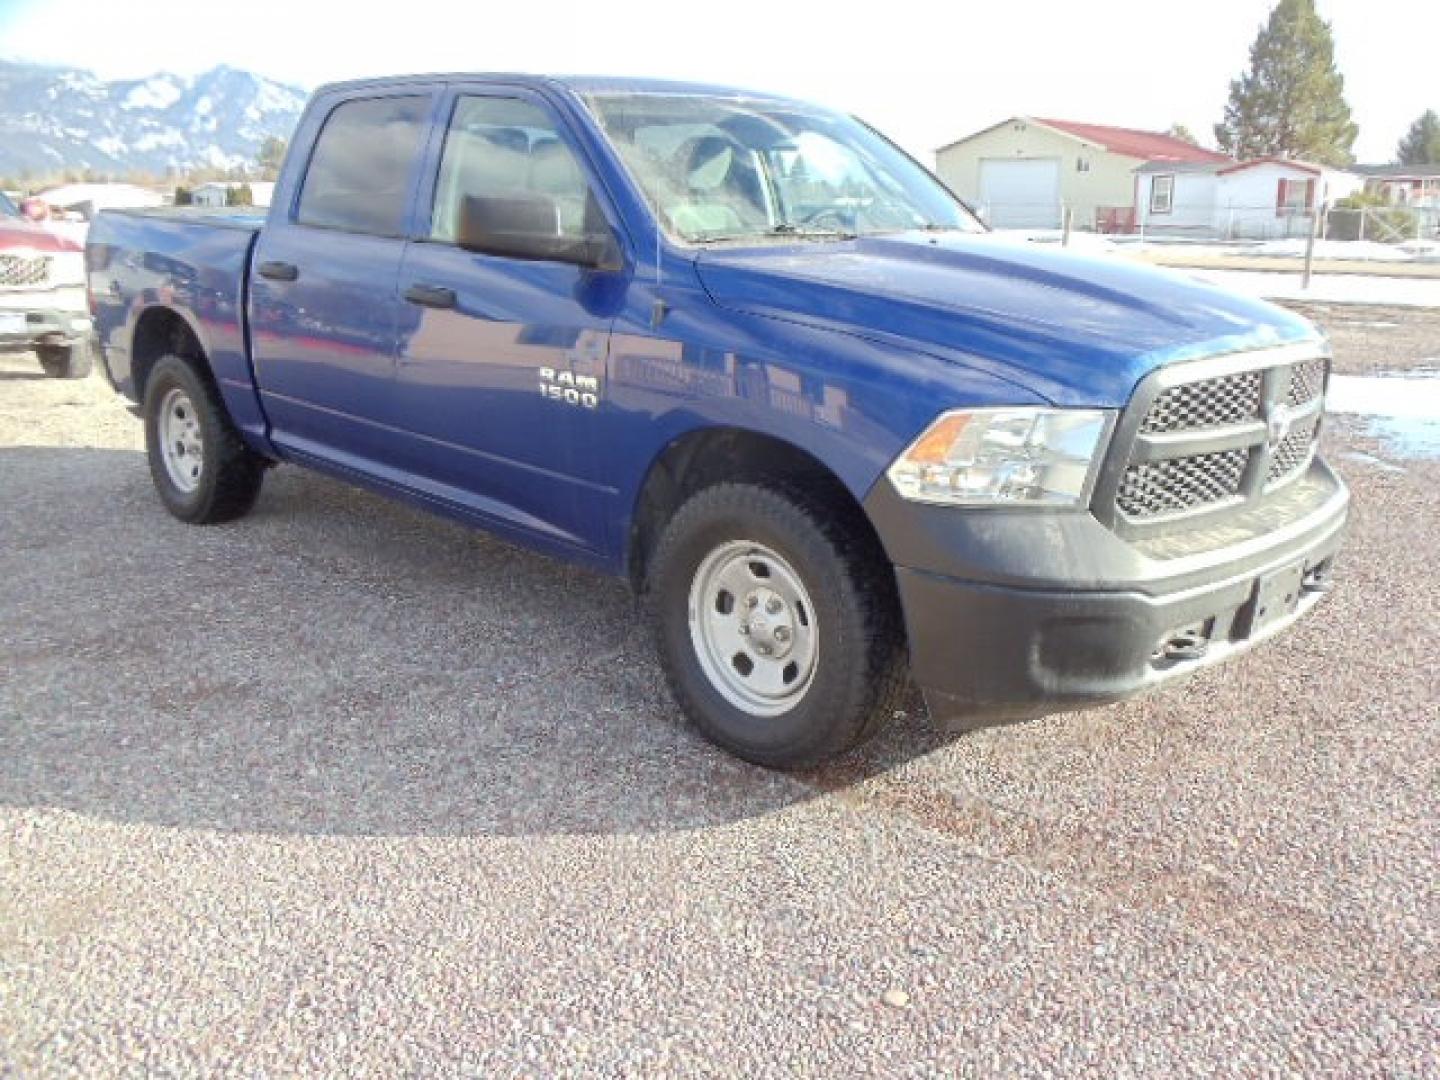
{"left": 0, "top": 287, "right": 91, "bottom": 350}
{"left": 867, "top": 458, "right": 1350, "bottom": 724}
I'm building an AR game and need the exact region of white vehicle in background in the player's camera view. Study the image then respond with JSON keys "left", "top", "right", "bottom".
{"left": 0, "top": 191, "right": 93, "bottom": 379}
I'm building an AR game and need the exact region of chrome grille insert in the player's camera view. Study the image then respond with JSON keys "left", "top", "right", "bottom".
{"left": 1140, "top": 369, "right": 1261, "bottom": 433}
{"left": 1098, "top": 347, "right": 1330, "bottom": 529}
{"left": 1266, "top": 416, "right": 1320, "bottom": 486}
{"left": 0, "top": 253, "right": 50, "bottom": 288}
{"left": 1118, "top": 448, "right": 1249, "bottom": 518}
{"left": 1285, "top": 358, "right": 1326, "bottom": 407}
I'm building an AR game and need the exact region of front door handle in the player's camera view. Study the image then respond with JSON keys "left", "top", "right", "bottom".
{"left": 257, "top": 260, "right": 299, "bottom": 282}
{"left": 404, "top": 283, "right": 457, "bottom": 309}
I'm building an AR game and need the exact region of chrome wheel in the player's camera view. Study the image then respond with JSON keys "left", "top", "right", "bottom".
{"left": 687, "top": 540, "right": 819, "bottom": 716}
{"left": 158, "top": 387, "right": 204, "bottom": 494}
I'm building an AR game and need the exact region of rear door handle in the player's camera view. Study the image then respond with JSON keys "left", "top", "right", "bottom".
{"left": 257, "top": 260, "right": 299, "bottom": 282}
{"left": 404, "top": 283, "right": 457, "bottom": 309}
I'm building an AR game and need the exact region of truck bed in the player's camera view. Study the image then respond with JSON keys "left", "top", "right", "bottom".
{"left": 87, "top": 205, "right": 268, "bottom": 442}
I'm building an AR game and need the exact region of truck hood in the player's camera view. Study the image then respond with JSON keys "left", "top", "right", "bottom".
{"left": 692, "top": 232, "right": 1320, "bottom": 407}
{"left": 0, "top": 219, "right": 82, "bottom": 253}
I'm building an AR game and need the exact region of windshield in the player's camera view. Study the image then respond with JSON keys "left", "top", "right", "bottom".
{"left": 585, "top": 92, "right": 981, "bottom": 243}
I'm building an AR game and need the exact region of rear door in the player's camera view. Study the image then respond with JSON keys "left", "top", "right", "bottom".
{"left": 390, "top": 88, "right": 628, "bottom": 554}
{"left": 249, "top": 89, "right": 435, "bottom": 469}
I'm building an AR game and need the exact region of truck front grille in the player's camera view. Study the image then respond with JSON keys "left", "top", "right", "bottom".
{"left": 0, "top": 253, "right": 50, "bottom": 288}
{"left": 1099, "top": 347, "right": 1330, "bottom": 529}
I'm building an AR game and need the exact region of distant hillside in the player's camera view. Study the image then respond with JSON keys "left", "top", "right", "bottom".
{"left": 0, "top": 59, "right": 306, "bottom": 179}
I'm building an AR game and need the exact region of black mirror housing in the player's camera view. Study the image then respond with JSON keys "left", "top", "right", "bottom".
{"left": 457, "top": 194, "right": 620, "bottom": 271}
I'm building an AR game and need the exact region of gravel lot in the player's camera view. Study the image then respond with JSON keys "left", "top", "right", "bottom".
{"left": 2, "top": 307, "right": 1437, "bottom": 1075}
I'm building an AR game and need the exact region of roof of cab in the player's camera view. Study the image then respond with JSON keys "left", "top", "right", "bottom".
{"left": 311, "top": 72, "right": 805, "bottom": 105}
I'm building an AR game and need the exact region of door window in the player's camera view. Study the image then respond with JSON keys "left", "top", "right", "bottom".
{"left": 296, "top": 95, "right": 430, "bottom": 237}
{"left": 430, "top": 96, "right": 597, "bottom": 243}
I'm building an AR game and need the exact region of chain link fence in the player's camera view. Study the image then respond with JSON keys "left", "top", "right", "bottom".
{"left": 971, "top": 200, "right": 1440, "bottom": 246}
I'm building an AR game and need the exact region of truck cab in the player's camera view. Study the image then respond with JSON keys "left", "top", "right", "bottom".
{"left": 86, "top": 75, "right": 1348, "bottom": 767}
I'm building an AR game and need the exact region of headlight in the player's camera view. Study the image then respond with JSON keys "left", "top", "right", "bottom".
{"left": 49, "top": 252, "right": 85, "bottom": 286}
{"left": 887, "top": 407, "right": 1114, "bottom": 507}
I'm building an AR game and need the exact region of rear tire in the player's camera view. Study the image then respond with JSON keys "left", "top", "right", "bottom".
{"left": 37, "top": 342, "right": 93, "bottom": 379}
{"left": 646, "top": 482, "right": 908, "bottom": 768}
{"left": 142, "top": 354, "right": 265, "bottom": 524}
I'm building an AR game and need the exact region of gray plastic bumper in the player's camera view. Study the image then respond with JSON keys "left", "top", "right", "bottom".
{"left": 865, "top": 460, "right": 1350, "bottom": 723}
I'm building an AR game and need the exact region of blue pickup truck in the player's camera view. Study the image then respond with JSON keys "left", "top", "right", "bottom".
{"left": 86, "top": 74, "right": 1348, "bottom": 767}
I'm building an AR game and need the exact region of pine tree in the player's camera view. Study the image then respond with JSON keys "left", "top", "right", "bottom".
{"left": 256, "top": 136, "right": 287, "bottom": 178}
{"left": 1215, "top": 0, "right": 1357, "bottom": 166}
{"left": 1396, "top": 110, "right": 1440, "bottom": 165}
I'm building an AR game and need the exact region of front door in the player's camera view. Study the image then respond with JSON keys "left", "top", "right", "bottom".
{"left": 392, "top": 90, "right": 628, "bottom": 555}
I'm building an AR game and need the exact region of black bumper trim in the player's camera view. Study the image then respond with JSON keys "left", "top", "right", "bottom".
{"left": 895, "top": 511, "right": 1346, "bottom": 723}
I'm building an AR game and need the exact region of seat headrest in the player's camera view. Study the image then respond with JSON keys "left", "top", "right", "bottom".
{"left": 529, "top": 140, "right": 583, "bottom": 196}
{"left": 682, "top": 136, "right": 742, "bottom": 192}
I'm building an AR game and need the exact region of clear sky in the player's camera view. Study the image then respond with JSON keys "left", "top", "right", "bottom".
{"left": 0, "top": 0, "right": 1432, "bottom": 164}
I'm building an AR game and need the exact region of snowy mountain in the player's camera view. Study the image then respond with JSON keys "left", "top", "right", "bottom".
{"left": 0, "top": 60, "right": 307, "bottom": 178}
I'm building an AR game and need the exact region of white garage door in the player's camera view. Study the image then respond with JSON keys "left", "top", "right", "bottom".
{"left": 979, "top": 158, "right": 1061, "bottom": 229}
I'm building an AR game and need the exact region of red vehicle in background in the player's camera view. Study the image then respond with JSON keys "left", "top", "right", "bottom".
{"left": 0, "top": 190, "right": 93, "bottom": 379}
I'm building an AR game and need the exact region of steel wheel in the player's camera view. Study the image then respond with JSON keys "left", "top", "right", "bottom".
{"left": 687, "top": 539, "right": 819, "bottom": 717}
{"left": 157, "top": 387, "right": 205, "bottom": 494}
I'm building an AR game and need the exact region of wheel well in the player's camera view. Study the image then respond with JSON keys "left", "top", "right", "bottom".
{"left": 628, "top": 427, "right": 891, "bottom": 590}
{"left": 131, "top": 308, "right": 207, "bottom": 400}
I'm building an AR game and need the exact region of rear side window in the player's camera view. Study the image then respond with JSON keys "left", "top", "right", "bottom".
{"left": 297, "top": 95, "right": 429, "bottom": 236}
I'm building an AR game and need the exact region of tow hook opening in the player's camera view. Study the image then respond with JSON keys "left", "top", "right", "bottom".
{"left": 1152, "top": 625, "right": 1211, "bottom": 665}
{"left": 1302, "top": 559, "right": 1334, "bottom": 594}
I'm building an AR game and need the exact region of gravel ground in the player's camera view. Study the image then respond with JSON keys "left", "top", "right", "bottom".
{"left": 1, "top": 308, "right": 1437, "bottom": 1075}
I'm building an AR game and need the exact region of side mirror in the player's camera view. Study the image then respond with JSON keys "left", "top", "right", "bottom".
{"left": 457, "top": 194, "right": 621, "bottom": 272}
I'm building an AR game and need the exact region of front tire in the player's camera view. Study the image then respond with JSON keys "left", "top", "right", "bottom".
{"left": 142, "top": 354, "right": 265, "bottom": 524}
{"left": 37, "top": 341, "right": 93, "bottom": 379}
{"left": 646, "top": 482, "right": 907, "bottom": 768}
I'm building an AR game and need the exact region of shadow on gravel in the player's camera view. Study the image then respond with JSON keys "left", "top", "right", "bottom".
{"left": 0, "top": 446, "right": 961, "bottom": 838}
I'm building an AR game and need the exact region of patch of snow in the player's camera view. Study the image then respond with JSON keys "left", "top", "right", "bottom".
{"left": 122, "top": 76, "right": 182, "bottom": 111}
{"left": 1186, "top": 269, "right": 1440, "bottom": 309}
{"left": 133, "top": 130, "right": 186, "bottom": 151}
{"left": 1327, "top": 372, "right": 1440, "bottom": 460}
{"left": 248, "top": 81, "right": 303, "bottom": 114}
{"left": 1125, "top": 237, "right": 1440, "bottom": 264}
{"left": 989, "top": 229, "right": 1120, "bottom": 254}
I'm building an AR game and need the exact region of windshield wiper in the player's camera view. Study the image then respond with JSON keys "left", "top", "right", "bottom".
{"left": 686, "top": 225, "right": 858, "bottom": 245}
{"left": 767, "top": 224, "right": 858, "bottom": 240}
